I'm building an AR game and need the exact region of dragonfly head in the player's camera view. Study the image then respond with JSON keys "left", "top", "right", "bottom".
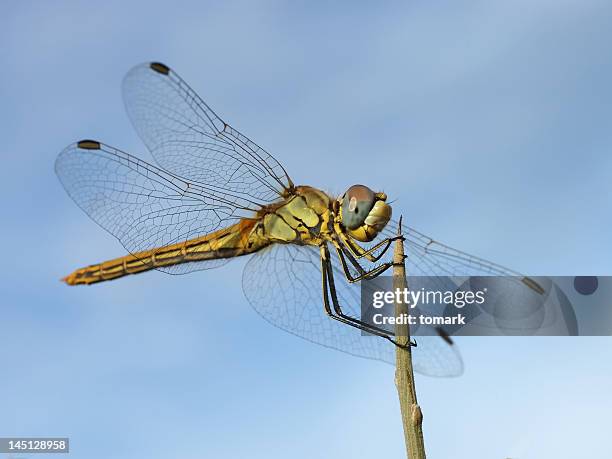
{"left": 338, "top": 185, "right": 392, "bottom": 242}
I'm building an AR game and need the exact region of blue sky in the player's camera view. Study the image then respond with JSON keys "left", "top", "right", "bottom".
{"left": 1, "top": 1, "right": 612, "bottom": 458}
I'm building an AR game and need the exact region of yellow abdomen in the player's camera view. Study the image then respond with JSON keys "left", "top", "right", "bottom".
{"left": 62, "top": 219, "right": 263, "bottom": 285}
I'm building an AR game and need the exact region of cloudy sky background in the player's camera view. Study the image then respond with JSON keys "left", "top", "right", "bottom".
{"left": 2, "top": 1, "right": 612, "bottom": 458}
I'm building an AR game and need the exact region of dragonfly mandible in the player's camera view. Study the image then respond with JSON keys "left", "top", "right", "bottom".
{"left": 56, "top": 62, "right": 536, "bottom": 376}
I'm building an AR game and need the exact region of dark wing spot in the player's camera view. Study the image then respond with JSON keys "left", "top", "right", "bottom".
{"left": 150, "top": 62, "right": 170, "bottom": 75}
{"left": 522, "top": 276, "right": 545, "bottom": 295}
{"left": 77, "top": 140, "right": 101, "bottom": 150}
{"left": 436, "top": 327, "right": 454, "bottom": 345}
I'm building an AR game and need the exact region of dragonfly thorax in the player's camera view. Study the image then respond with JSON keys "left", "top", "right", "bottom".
{"left": 252, "top": 186, "right": 334, "bottom": 245}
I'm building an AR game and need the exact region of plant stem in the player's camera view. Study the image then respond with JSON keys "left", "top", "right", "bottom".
{"left": 394, "top": 216, "right": 426, "bottom": 459}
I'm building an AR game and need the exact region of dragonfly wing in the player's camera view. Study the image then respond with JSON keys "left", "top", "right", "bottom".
{"left": 242, "top": 243, "right": 463, "bottom": 377}
{"left": 55, "top": 140, "right": 262, "bottom": 274}
{"left": 380, "top": 219, "right": 557, "bottom": 333}
{"left": 122, "top": 62, "right": 292, "bottom": 203}
{"left": 382, "top": 219, "right": 524, "bottom": 277}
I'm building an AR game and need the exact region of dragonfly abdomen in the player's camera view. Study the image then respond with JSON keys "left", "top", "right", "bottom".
{"left": 62, "top": 219, "right": 266, "bottom": 285}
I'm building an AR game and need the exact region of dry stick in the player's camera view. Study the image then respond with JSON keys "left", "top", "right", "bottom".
{"left": 394, "top": 216, "right": 426, "bottom": 459}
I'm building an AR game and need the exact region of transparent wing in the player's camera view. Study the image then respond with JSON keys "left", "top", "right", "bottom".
{"left": 55, "top": 140, "right": 263, "bottom": 274}
{"left": 122, "top": 62, "right": 292, "bottom": 204}
{"left": 382, "top": 218, "right": 525, "bottom": 277}
{"left": 377, "top": 219, "right": 556, "bottom": 333}
{"left": 242, "top": 243, "right": 464, "bottom": 377}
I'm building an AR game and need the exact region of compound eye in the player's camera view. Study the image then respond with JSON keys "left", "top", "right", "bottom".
{"left": 341, "top": 184, "right": 375, "bottom": 230}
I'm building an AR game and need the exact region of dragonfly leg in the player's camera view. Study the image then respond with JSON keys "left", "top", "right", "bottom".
{"left": 331, "top": 239, "right": 392, "bottom": 283}
{"left": 385, "top": 336, "right": 418, "bottom": 349}
{"left": 336, "top": 224, "right": 403, "bottom": 262}
{"left": 319, "top": 245, "right": 415, "bottom": 348}
{"left": 320, "top": 245, "right": 418, "bottom": 349}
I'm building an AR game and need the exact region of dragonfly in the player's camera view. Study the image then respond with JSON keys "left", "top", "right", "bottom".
{"left": 56, "top": 62, "right": 541, "bottom": 377}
